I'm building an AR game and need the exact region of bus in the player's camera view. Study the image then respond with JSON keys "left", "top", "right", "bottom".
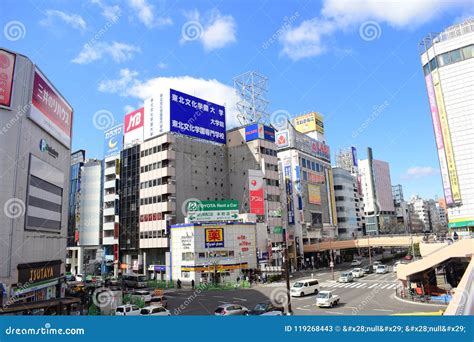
{"left": 122, "top": 274, "right": 147, "bottom": 288}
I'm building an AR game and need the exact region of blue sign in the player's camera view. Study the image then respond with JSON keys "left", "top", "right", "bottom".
{"left": 169, "top": 89, "right": 226, "bottom": 144}
{"left": 351, "top": 146, "right": 358, "bottom": 167}
{"left": 245, "top": 123, "right": 261, "bottom": 141}
{"left": 295, "top": 166, "right": 303, "bottom": 210}
{"left": 263, "top": 125, "right": 275, "bottom": 142}
{"left": 285, "top": 165, "right": 295, "bottom": 225}
{"left": 104, "top": 124, "right": 123, "bottom": 158}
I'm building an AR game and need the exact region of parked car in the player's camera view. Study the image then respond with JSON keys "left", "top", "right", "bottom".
{"left": 249, "top": 301, "right": 284, "bottom": 315}
{"left": 362, "top": 265, "right": 374, "bottom": 274}
{"left": 140, "top": 306, "right": 170, "bottom": 316}
{"left": 316, "top": 291, "right": 340, "bottom": 308}
{"left": 338, "top": 272, "right": 354, "bottom": 283}
{"left": 131, "top": 290, "right": 152, "bottom": 303}
{"left": 351, "top": 268, "right": 364, "bottom": 278}
{"left": 290, "top": 279, "right": 320, "bottom": 297}
{"left": 122, "top": 274, "right": 147, "bottom": 288}
{"left": 375, "top": 265, "right": 387, "bottom": 274}
{"left": 260, "top": 310, "right": 284, "bottom": 316}
{"left": 351, "top": 259, "right": 362, "bottom": 266}
{"left": 150, "top": 295, "right": 168, "bottom": 308}
{"left": 115, "top": 304, "right": 141, "bottom": 316}
{"left": 373, "top": 261, "right": 382, "bottom": 267}
{"left": 214, "top": 304, "right": 249, "bottom": 316}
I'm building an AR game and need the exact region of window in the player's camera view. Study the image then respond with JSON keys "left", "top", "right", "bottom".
{"left": 302, "top": 158, "right": 306, "bottom": 168}
{"left": 303, "top": 171, "right": 307, "bottom": 181}
{"left": 423, "top": 63, "right": 430, "bottom": 76}
{"left": 311, "top": 161, "right": 316, "bottom": 171}
{"left": 450, "top": 49, "right": 462, "bottom": 63}
{"left": 429, "top": 57, "right": 438, "bottom": 71}
{"left": 462, "top": 45, "right": 473, "bottom": 59}
{"left": 438, "top": 52, "right": 450, "bottom": 67}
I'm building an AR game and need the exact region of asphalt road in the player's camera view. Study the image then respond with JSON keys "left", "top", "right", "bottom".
{"left": 163, "top": 263, "right": 447, "bottom": 316}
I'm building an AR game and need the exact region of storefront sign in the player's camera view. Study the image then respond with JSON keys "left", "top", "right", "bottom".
{"left": 249, "top": 170, "right": 265, "bottom": 215}
{"left": 0, "top": 49, "right": 16, "bottom": 108}
{"left": 181, "top": 232, "right": 194, "bottom": 250}
{"left": 205, "top": 228, "right": 224, "bottom": 248}
{"left": 17, "top": 260, "right": 61, "bottom": 285}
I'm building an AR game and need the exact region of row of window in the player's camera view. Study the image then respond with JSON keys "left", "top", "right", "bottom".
{"left": 140, "top": 177, "right": 172, "bottom": 189}
{"left": 267, "top": 194, "right": 280, "bottom": 202}
{"left": 140, "top": 160, "right": 172, "bottom": 173}
{"left": 423, "top": 44, "right": 474, "bottom": 76}
{"left": 139, "top": 230, "right": 167, "bottom": 239}
{"left": 140, "top": 143, "right": 171, "bottom": 158}
{"left": 259, "top": 147, "right": 277, "bottom": 157}
{"left": 301, "top": 157, "right": 325, "bottom": 172}
{"left": 140, "top": 195, "right": 175, "bottom": 205}
{"left": 265, "top": 179, "right": 279, "bottom": 186}
{"left": 264, "top": 163, "right": 278, "bottom": 172}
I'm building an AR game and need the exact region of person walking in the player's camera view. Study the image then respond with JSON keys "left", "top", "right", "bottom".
{"left": 191, "top": 279, "right": 195, "bottom": 289}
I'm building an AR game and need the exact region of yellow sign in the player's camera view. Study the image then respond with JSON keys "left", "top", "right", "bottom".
{"left": 432, "top": 72, "right": 461, "bottom": 203}
{"left": 293, "top": 112, "right": 324, "bottom": 134}
{"left": 328, "top": 169, "right": 337, "bottom": 226}
{"left": 308, "top": 184, "right": 321, "bottom": 205}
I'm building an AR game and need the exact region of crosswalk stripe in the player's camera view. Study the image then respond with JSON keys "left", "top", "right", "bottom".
{"left": 368, "top": 283, "right": 379, "bottom": 289}
{"left": 386, "top": 284, "right": 397, "bottom": 289}
{"left": 379, "top": 284, "right": 390, "bottom": 289}
{"left": 348, "top": 283, "right": 359, "bottom": 288}
{"left": 356, "top": 283, "right": 366, "bottom": 288}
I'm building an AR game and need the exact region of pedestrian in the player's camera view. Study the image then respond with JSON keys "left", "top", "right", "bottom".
{"left": 177, "top": 279, "right": 181, "bottom": 289}
{"left": 191, "top": 279, "right": 195, "bottom": 289}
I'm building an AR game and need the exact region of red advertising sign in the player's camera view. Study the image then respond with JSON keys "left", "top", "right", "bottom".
{"left": 0, "top": 49, "right": 16, "bottom": 107}
{"left": 124, "top": 107, "right": 144, "bottom": 133}
{"left": 30, "top": 69, "right": 73, "bottom": 147}
{"left": 249, "top": 172, "right": 265, "bottom": 215}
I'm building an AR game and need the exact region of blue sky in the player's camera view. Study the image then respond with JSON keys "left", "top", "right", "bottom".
{"left": 2, "top": 0, "right": 472, "bottom": 200}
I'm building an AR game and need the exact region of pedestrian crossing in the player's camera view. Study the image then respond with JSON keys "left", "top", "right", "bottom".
{"left": 319, "top": 281, "right": 400, "bottom": 291}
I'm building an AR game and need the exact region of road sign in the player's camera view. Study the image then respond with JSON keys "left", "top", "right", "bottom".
{"left": 187, "top": 200, "right": 239, "bottom": 223}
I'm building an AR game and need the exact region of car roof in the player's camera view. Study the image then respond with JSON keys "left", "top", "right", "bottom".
{"left": 319, "top": 290, "right": 332, "bottom": 294}
{"left": 295, "top": 278, "right": 318, "bottom": 282}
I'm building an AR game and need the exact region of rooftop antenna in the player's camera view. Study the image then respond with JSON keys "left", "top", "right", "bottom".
{"left": 233, "top": 71, "right": 269, "bottom": 125}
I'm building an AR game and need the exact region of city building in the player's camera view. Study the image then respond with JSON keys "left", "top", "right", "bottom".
{"left": 336, "top": 147, "right": 359, "bottom": 175}
{"left": 409, "top": 195, "right": 432, "bottom": 233}
{"left": 437, "top": 199, "right": 448, "bottom": 227}
{"left": 392, "top": 184, "right": 404, "bottom": 205}
{"left": 77, "top": 160, "right": 103, "bottom": 275}
{"left": 65, "top": 150, "right": 85, "bottom": 276}
{"left": 170, "top": 222, "right": 257, "bottom": 284}
{"left": 0, "top": 48, "right": 74, "bottom": 312}
{"left": 392, "top": 184, "right": 411, "bottom": 233}
{"left": 332, "top": 167, "right": 364, "bottom": 239}
{"left": 275, "top": 121, "right": 337, "bottom": 268}
{"left": 226, "top": 124, "right": 281, "bottom": 267}
{"left": 420, "top": 18, "right": 474, "bottom": 237}
{"left": 359, "top": 148, "right": 397, "bottom": 235}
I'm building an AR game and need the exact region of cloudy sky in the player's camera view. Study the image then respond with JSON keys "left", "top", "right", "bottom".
{"left": 2, "top": 0, "right": 473, "bottom": 199}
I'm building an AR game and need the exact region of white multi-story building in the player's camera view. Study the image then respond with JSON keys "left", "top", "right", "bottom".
{"left": 420, "top": 18, "right": 474, "bottom": 237}
{"left": 332, "top": 167, "right": 364, "bottom": 239}
{"left": 359, "top": 148, "right": 396, "bottom": 235}
{"left": 409, "top": 195, "right": 431, "bottom": 233}
{"left": 103, "top": 155, "right": 120, "bottom": 275}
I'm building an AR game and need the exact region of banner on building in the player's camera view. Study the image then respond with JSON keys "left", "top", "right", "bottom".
{"left": 104, "top": 124, "right": 123, "bottom": 158}
{"left": 249, "top": 170, "right": 265, "bottom": 215}
{"left": 0, "top": 49, "right": 16, "bottom": 108}
{"left": 308, "top": 184, "right": 321, "bottom": 205}
{"left": 284, "top": 164, "right": 295, "bottom": 225}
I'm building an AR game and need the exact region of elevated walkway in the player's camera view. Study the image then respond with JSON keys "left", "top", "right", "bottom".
{"left": 303, "top": 235, "right": 424, "bottom": 252}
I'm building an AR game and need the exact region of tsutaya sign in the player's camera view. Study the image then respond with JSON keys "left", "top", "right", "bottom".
{"left": 187, "top": 200, "right": 239, "bottom": 222}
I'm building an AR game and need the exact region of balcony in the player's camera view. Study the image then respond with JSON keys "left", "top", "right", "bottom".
{"left": 103, "top": 207, "right": 115, "bottom": 217}
{"left": 104, "top": 179, "right": 116, "bottom": 190}
{"left": 104, "top": 193, "right": 115, "bottom": 203}
{"left": 104, "top": 167, "right": 116, "bottom": 176}
{"left": 103, "top": 221, "right": 115, "bottom": 230}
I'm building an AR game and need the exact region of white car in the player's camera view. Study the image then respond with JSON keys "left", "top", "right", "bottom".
{"left": 131, "top": 290, "right": 152, "bottom": 303}
{"left": 115, "top": 304, "right": 140, "bottom": 316}
{"left": 375, "top": 265, "right": 387, "bottom": 274}
{"left": 290, "top": 279, "right": 320, "bottom": 297}
{"left": 338, "top": 272, "right": 354, "bottom": 283}
{"left": 140, "top": 306, "right": 171, "bottom": 316}
{"left": 351, "top": 268, "right": 364, "bottom": 278}
{"left": 316, "top": 291, "right": 340, "bottom": 308}
{"left": 260, "top": 311, "right": 284, "bottom": 316}
{"left": 351, "top": 260, "right": 362, "bottom": 266}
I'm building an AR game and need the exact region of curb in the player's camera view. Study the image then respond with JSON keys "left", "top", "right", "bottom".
{"left": 391, "top": 292, "right": 448, "bottom": 307}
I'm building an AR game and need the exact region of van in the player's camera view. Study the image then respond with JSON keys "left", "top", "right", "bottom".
{"left": 290, "top": 279, "right": 319, "bottom": 297}
{"left": 122, "top": 274, "right": 147, "bottom": 288}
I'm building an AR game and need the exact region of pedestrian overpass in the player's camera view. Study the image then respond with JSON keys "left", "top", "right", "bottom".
{"left": 303, "top": 235, "right": 425, "bottom": 252}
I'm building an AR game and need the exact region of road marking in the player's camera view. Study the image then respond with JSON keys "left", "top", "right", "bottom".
{"left": 379, "top": 284, "right": 390, "bottom": 289}
{"left": 386, "top": 284, "right": 397, "bottom": 289}
{"left": 297, "top": 307, "right": 312, "bottom": 311}
{"left": 233, "top": 297, "right": 247, "bottom": 301}
{"left": 349, "top": 283, "right": 360, "bottom": 288}
{"left": 373, "top": 308, "right": 394, "bottom": 312}
{"left": 355, "top": 283, "right": 366, "bottom": 288}
{"left": 213, "top": 295, "right": 225, "bottom": 298}
{"left": 325, "top": 310, "right": 344, "bottom": 315}
{"left": 368, "top": 283, "right": 379, "bottom": 289}
{"left": 303, "top": 304, "right": 312, "bottom": 308}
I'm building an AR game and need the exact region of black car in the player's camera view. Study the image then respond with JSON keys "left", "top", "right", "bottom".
{"left": 362, "top": 265, "right": 374, "bottom": 274}
{"left": 249, "top": 302, "right": 284, "bottom": 315}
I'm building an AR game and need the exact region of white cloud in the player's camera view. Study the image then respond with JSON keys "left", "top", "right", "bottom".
{"left": 128, "top": 0, "right": 172, "bottom": 28}
{"left": 98, "top": 69, "right": 241, "bottom": 128}
{"left": 40, "top": 9, "right": 87, "bottom": 31}
{"left": 91, "top": 0, "right": 122, "bottom": 21}
{"left": 72, "top": 41, "right": 140, "bottom": 64}
{"left": 123, "top": 104, "right": 136, "bottom": 113}
{"left": 401, "top": 166, "right": 439, "bottom": 180}
{"left": 182, "top": 10, "right": 237, "bottom": 51}
{"left": 280, "top": 0, "right": 472, "bottom": 60}
{"left": 157, "top": 62, "right": 168, "bottom": 69}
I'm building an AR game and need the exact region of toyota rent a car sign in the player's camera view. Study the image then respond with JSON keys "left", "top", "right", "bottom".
{"left": 186, "top": 200, "right": 239, "bottom": 223}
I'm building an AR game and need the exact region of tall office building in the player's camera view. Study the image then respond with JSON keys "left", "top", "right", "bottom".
{"left": 359, "top": 148, "right": 396, "bottom": 235}
{"left": 420, "top": 18, "right": 474, "bottom": 237}
{"left": 0, "top": 48, "right": 74, "bottom": 313}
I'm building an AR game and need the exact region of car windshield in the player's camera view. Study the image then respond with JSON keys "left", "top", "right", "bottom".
{"left": 293, "top": 282, "right": 303, "bottom": 288}
{"left": 215, "top": 308, "right": 224, "bottom": 313}
{"left": 138, "top": 276, "right": 147, "bottom": 282}
{"left": 116, "top": 307, "right": 124, "bottom": 312}
{"left": 317, "top": 293, "right": 329, "bottom": 299}
{"left": 341, "top": 273, "right": 349, "bottom": 277}
{"left": 151, "top": 297, "right": 162, "bottom": 302}
{"left": 253, "top": 303, "right": 267, "bottom": 311}
{"left": 140, "top": 309, "right": 150, "bottom": 315}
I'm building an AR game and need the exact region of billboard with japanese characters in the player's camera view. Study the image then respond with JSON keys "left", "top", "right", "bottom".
{"left": 205, "top": 227, "right": 224, "bottom": 248}
{"left": 104, "top": 124, "right": 123, "bottom": 158}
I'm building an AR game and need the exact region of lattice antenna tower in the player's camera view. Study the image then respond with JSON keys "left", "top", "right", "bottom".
{"left": 233, "top": 71, "right": 269, "bottom": 125}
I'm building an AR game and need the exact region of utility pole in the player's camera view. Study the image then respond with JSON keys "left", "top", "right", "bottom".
{"left": 282, "top": 227, "right": 293, "bottom": 315}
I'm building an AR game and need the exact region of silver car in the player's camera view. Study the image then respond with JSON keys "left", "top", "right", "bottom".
{"left": 214, "top": 304, "right": 249, "bottom": 316}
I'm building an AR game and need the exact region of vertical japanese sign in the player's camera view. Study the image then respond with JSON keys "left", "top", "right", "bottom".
{"left": 295, "top": 165, "right": 303, "bottom": 210}
{"left": 432, "top": 71, "right": 461, "bottom": 204}
{"left": 29, "top": 68, "right": 73, "bottom": 147}
{"left": 249, "top": 170, "right": 265, "bottom": 215}
{"left": 104, "top": 124, "right": 123, "bottom": 158}
{"left": 170, "top": 89, "right": 226, "bottom": 144}
{"left": 424, "top": 73, "right": 453, "bottom": 205}
{"left": 351, "top": 146, "right": 358, "bottom": 167}
{"left": 284, "top": 164, "right": 295, "bottom": 225}
{"left": 0, "top": 49, "right": 16, "bottom": 108}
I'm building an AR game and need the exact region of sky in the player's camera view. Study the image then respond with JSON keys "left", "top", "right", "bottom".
{"left": 2, "top": 0, "right": 473, "bottom": 200}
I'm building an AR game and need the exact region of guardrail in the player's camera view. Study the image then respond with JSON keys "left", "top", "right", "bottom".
{"left": 444, "top": 258, "right": 474, "bottom": 315}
